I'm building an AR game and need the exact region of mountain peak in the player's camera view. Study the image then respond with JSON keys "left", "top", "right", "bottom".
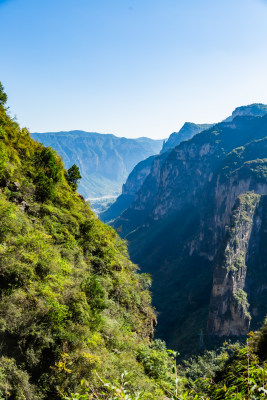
{"left": 161, "top": 122, "right": 213, "bottom": 153}
{"left": 225, "top": 103, "right": 267, "bottom": 122}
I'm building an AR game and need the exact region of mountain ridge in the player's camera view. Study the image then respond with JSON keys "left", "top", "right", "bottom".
{"left": 101, "top": 103, "right": 267, "bottom": 223}
{"left": 100, "top": 122, "right": 212, "bottom": 222}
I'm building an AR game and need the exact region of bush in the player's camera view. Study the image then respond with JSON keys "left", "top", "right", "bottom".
{"left": 0, "top": 357, "right": 39, "bottom": 400}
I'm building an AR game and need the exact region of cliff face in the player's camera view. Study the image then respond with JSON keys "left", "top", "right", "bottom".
{"left": 115, "top": 116, "right": 266, "bottom": 234}
{"left": 112, "top": 111, "right": 267, "bottom": 352}
{"left": 101, "top": 122, "right": 212, "bottom": 224}
{"left": 112, "top": 150, "right": 170, "bottom": 236}
{"left": 32, "top": 131, "right": 163, "bottom": 199}
{"left": 207, "top": 154, "right": 267, "bottom": 336}
{"left": 151, "top": 117, "right": 267, "bottom": 222}
{"left": 105, "top": 104, "right": 267, "bottom": 227}
{"left": 208, "top": 192, "right": 261, "bottom": 336}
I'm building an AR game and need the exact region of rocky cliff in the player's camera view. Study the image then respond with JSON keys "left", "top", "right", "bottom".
{"left": 112, "top": 108, "right": 267, "bottom": 352}
{"left": 208, "top": 192, "right": 261, "bottom": 336}
{"left": 101, "top": 122, "right": 212, "bottom": 223}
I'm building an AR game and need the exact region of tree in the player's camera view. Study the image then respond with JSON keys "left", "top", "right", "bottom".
{"left": 0, "top": 82, "right": 7, "bottom": 106}
{"left": 66, "top": 164, "right": 82, "bottom": 190}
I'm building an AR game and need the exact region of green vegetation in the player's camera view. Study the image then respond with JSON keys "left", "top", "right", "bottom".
{"left": 0, "top": 83, "right": 166, "bottom": 399}
{"left": 0, "top": 82, "right": 7, "bottom": 106}
{"left": 66, "top": 164, "right": 82, "bottom": 191}
{"left": 184, "top": 327, "right": 267, "bottom": 400}
{"left": 63, "top": 322, "right": 267, "bottom": 399}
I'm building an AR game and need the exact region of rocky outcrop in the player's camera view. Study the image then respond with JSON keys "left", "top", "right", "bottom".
{"left": 116, "top": 115, "right": 266, "bottom": 234}
{"left": 104, "top": 104, "right": 266, "bottom": 226}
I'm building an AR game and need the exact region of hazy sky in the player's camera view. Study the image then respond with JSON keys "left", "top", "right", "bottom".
{"left": 1, "top": 0, "right": 267, "bottom": 139}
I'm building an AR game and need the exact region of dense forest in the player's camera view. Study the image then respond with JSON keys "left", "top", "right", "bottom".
{"left": 0, "top": 83, "right": 266, "bottom": 399}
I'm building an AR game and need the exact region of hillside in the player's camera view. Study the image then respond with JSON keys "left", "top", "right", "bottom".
{"left": 0, "top": 84, "right": 172, "bottom": 399}
{"left": 112, "top": 111, "right": 267, "bottom": 353}
{"left": 32, "top": 131, "right": 163, "bottom": 199}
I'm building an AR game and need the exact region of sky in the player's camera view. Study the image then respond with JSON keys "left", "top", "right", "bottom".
{"left": 1, "top": 0, "right": 267, "bottom": 139}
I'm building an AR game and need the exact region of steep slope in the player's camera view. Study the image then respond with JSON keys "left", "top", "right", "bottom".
{"left": 114, "top": 113, "right": 267, "bottom": 353}
{"left": 0, "top": 86, "right": 168, "bottom": 399}
{"left": 32, "top": 131, "right": 163, "bottom": 199}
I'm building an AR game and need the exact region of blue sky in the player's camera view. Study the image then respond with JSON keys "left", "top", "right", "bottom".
{"left": 1, "top": 0, "right": 267, "bottom": 139}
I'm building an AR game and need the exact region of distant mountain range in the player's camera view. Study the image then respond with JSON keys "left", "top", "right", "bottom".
{"left": 31, "top": 131, "right": 163, "bottom": 199}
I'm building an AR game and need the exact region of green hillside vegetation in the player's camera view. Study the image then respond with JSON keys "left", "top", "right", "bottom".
{"left": 180, "top": 322, "right": 267, "bottom": 400}
{"left": 0, "top": 84, "right": 172, "bottom": 399}
{"left": 66, "top": 320, "right": 267, "bottom": 399}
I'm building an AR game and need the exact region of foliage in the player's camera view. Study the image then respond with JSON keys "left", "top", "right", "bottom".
{"left": 0, "top": 89, "right": 164, "bottom": 399}
{"left": 66, "top": 164, "right": 82, "bottom": 191}
{"left": 136, "top": 339, "right": 170, "bottom": 380}
{"left": 0, "top": 357, "right": 38, "bottom": 400}
{"left": 185, "top": 336, "right": 267, "bottom": 399}
{"left": 0, "top": 82, "right": 7, "bottom": 106}
{"left": 63, "top": 325, "right": 267, "bottom": 399}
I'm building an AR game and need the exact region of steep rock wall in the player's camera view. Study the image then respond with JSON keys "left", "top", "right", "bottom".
{"left": 208, "top": 193, "right": 261, "bottom": 336}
